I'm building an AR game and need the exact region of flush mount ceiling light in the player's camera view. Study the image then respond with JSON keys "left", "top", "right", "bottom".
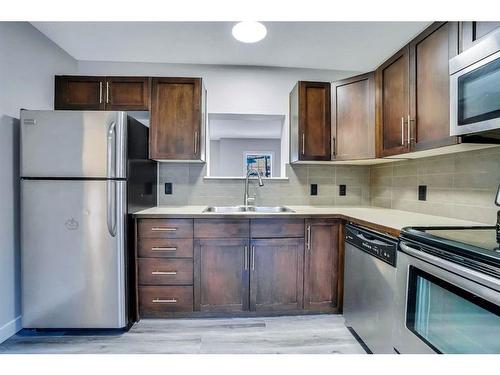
{"left": 232, "top": 21, "right": 267, "bottom": 43}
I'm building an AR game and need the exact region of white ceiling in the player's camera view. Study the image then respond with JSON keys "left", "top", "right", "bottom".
{"left": 209, "top": 114, "right": 284, "bottom": 140}
{"left": 32, "top": 22, "right": 430, "bottom": 71}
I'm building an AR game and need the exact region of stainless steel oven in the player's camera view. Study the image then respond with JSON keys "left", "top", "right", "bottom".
{"left": 450, "top": 28, "right": 500, "bottom": 136}
{"left": 394, "top": 236, "right": 500, "bottom": 354}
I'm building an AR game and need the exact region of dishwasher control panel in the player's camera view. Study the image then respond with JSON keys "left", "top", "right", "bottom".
{"left": 345, "top": 224, "right": 397, "bottom": 266}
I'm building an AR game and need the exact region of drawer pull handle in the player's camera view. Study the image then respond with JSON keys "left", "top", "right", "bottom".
{"left": 151, "top": 227, "right": 177, "bottom": 232}
{"left": 151, "top": 247, "right": 177, "bottom": 252}
{"left": 151, "top": 271, "right": 177, "bottom": 276}
{"left": 152, "top": 298, "right": 177, "bottom": 304}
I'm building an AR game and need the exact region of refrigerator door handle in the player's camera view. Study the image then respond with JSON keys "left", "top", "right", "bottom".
{"left": 107, "top": 121, "right": 117, "bottom": 179}
{"left": 107, "top": 180, "right": 117, "bottom": 237}
{"left": 107, "top": 121, "right": 117, "bottom": 237}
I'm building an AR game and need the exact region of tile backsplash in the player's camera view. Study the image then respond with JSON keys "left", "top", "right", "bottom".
{"left": 370, "top": 147, "right": 500, "bottom": 224}
{"left": 158, "top": 164, "right": 371, "bottom": 207}
{"left": 158, "top": 147, "right": 500, "bottom": 224}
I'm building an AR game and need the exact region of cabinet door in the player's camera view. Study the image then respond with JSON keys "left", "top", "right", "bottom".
{"left": 150, "top": 77, "right": 202, "bottom": 160}
{"left": 298, "top": 81, "right": 331, "bottom": 161}
{"left": 304, "top": 219, "right": 340, "bottom": 311}
{"left": 194, "top": 238, "right": 249, "bottom": 312}
{"left": 55, "top": 76, "right": 105, "bottom": 110}
{"left": 105, "top": 77, "right": 150, "bottom": 110}
{"left": 375, "top": 46, "right": 410, "bottom": 157}
{"left": 461, "top": 21, "right": 500, "bottom": 52}
{"left": 332, "top": 73, "right": 375, "bottom": 160}
{"left": 409, "top": 22, "right": 459, "bottom": 151}
{"left": 249, "top": 238, "right": 304, "bottom": 311}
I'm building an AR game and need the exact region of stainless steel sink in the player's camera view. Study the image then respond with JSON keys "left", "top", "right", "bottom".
{"left": 246, "top": 206, "right": 295, "bottom": 213}
{"left": 202, "top": 206, "right": 295, "bottom": 213}
{"left": 202, "top": 206, "right": 248, "bottom": 213}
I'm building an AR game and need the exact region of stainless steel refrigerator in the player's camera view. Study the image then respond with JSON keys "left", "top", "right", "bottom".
{"left": 20, "top": 110, "right": 157, "bottom": 329}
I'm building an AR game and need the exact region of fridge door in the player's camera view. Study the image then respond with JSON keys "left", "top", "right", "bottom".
{"left": 21, "top": 179, "right": 127, "bottom": 328}
{"left": 20, "top": 110, "right": 127, "bottom": 179}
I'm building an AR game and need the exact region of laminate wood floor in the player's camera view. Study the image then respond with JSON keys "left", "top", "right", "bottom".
{"left": 0, "top": 315, "right": 366, "bottom": 354}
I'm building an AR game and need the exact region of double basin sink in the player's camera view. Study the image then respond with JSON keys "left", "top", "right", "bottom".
{"left": 203, "top": 205, "right": 295, "bottom": 213}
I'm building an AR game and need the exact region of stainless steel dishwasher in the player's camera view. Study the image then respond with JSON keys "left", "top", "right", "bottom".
{"left": 343, "top": 224, "right": 398, "bottom": 354}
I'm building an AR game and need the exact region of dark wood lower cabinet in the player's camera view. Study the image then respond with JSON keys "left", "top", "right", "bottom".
{"left": 304, "top": 219, "right": 340, "bottom": 311}
{"left": 136, "top": 218, "right": 343, "bottom": 318}
{"left": 249, "top": 238, "right": 304, "bottom": 311}
{"left": 194, "top": 238, "right": 250, "bottom": 312}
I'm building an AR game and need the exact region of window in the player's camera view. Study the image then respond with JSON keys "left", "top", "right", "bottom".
{"left": 207, "top": 113, "right": 286, "bottom": 178}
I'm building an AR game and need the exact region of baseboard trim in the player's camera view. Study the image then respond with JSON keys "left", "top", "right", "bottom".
{"left": 0, "top": 316, "right": 22, "bottom": 344}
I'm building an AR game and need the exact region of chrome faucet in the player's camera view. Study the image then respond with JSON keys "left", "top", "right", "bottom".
{"left": 244, "top": 168, "right": 264, "bottom": 206}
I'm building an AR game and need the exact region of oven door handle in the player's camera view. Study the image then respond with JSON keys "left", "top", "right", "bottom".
{"left": 399, "top": 241, "right": 500, "bottom": 291}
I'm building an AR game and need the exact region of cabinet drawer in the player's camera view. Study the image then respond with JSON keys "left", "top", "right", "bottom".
{"left": 139, "top": 286, "right": 193, "bottom": 315}
{"left": 138, "top": 219, "right": 193, "bottom": 239}
{"left": 194, "top": 219, "right": 249, "bottom": 238}
{"left": 250, "top": 218, "right": 305, "bottom": 238}
{"left": 138, "top": 258, "right": 193, "bottom": 285}
{"left": 138, "top": 238, "right": 193, "bottom": 258}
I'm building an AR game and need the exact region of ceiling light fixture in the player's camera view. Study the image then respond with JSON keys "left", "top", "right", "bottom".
{"left": 232, "top": 21, "right": 267, "bottom": 43}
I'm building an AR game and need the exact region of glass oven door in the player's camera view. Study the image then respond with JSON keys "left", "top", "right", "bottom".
{"left": 406, "top": 266, "right": 500, "bottom": 354}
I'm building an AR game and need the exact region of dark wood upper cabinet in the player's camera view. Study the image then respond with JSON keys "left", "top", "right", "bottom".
{"left": 249, "top": 238, "right": 304, "bottom": 311}
{"left": 304, "top": 219, "right": 340, "bottom": 311}
{"left": 461, "top": 21, "right": 500, "bottom": 52}
{"left": 332, "top": 73, "right": 375, "bottom": 160}
{"left": 409, "top": 22, "right": 459, "bottom": 151}
{"left": 55, "top": 75, "right": 150, "bottom": 111}
{"left": 55, "top": 76, "right": 105, "bottom": 110}
{"left": 376, "top": 22, "right": 460, "bottom": 157}
{"left": 375, "top": 46, "right": 410, "bottom": 157}
{"left": 194, "top": 238, "right": 249, "bottom": 312}
{"left": 290, "top": 81, "right": 331, "bottom": 162}
{"left": 150, "top": 77, "right": 205, "bottom": 161}
{"left": 106, "top": 76, "right": 150, "bottom": 111}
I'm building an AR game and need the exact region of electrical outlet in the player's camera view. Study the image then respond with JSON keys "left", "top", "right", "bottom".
{"left": 165, "top": 182, "right": 173, "bottom": 195}
{"left": 418, "top": 185, "right": 427, "bottom": 201}
{"left": 310, "top": 184, "right": 318, "bottom": 196}
{"left": 339, "top": 184, "right": 347, "bottom": 196}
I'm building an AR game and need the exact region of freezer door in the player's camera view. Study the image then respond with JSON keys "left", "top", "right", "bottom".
{"left": 21, "top": 110, "right": 127, "bottom": 178}
{"left": 21, "top": 179, "right": 127, "bottom": 329}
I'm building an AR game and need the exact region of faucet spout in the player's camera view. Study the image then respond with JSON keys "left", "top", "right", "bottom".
{"left": 244, "top": 168, "right": 264, "bottom": 206}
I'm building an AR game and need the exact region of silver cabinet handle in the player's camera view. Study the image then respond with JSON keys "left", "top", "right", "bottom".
{"left": 251, "top": 245, "right": 255, "bottom": 271}
{"left": 407, "top": 115, "right": 412, "bottom": 145}
{"left": 151, "top": 247, "right": 177, "bottom": 252}
{"left": 401, "top": 117, "right": 405, "bottom": 146}
{"left": 152, "top": 298, "right": 177, "bottom": 304}
{"left": 306, "top": 225, "right": 311, "bottom": 251}
{"left": 194, "top": 131, "right": 198, "bottom": 155}
{"left": 301, "top": 133, "right": 305, "bottom": 155}
{"left": 151, "top": 227, "right": 177, "bottom": 232}
{"left": 332, "top": 136, "right": 336, "bottom": 158}
{"left": 106, "top": 82, "right": 110, "bottom": 104}
{"left": 99, "top": 81, "right": 103, "bottom": 104}
{"left": 151, "top": 271, "right": 177, "bottom": 276}
{"left": 244, "top": 245, "right": 248, "bottom": 270}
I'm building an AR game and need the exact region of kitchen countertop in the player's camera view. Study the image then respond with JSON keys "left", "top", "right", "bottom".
{"left": 133, "top": 205, "right": 488, "bottom": 237}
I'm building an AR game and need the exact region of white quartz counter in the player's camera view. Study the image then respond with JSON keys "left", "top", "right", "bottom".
{"left": 134, "top": 205, "right": 488, "bottom": 236}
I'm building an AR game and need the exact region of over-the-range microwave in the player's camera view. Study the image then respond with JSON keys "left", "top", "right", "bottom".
{"left": 450, "top": 28, "right": 500, "bottom": 136}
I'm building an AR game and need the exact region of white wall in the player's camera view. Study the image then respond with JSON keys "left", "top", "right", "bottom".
{"left": 0, "top": 22, "right": 77, "bottom": 343}
{"left": 210, "top": 138, "right": 281, "bottom": 177}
